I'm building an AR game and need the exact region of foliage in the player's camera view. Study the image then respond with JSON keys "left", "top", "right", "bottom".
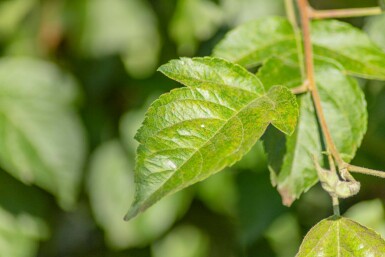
{"left": 297, "top": 216, "right": 385, "bottom": 256}
{"left": 0, "top": 0, "right": 384, "bottom": 256}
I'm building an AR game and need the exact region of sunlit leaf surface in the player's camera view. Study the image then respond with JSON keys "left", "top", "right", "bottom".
{"left": 297, "top": 216, "right": 385, "bottom": 257}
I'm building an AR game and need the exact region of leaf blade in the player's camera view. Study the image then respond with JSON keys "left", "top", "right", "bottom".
{"left": 296, "top": 216, "right": 385, "bottom": 256}
{"left": 213, "top": 17, "right": 297, "bottom": 68}
{"left": 0, "top": 58, "right": 87, "bottom": 209}
{"left": 126, "top": 57, "right": 298, "bottom": 219}
{"left": 312, "top": 19, "right": 385, "bottom": 80}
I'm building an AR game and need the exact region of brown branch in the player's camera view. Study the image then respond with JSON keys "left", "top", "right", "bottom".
{"left": 297, "top": 0, "right": 344, "bottom": 168}
{"left": 309, "top": 6, "right": 383, "bottom": 20}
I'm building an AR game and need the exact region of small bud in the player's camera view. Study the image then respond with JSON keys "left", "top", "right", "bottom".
{"left": 335, "top": 180, "right": 361, "bottom": 199}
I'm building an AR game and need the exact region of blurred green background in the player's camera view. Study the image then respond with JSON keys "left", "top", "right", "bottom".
{"left": 0, "top": 0, "right": 384, "bottom": 256}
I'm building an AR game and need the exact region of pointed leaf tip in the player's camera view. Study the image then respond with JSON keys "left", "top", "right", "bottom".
{"left": 124, "top": 205, "right": 140, "bottom": 221}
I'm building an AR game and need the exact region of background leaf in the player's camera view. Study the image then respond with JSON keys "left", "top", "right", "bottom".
{"left": 151, "top": 225, "right": 209, "bottom": 257}
{"left": 169, "top": 0, "right": 223, "bottom": 55}
{"left": 296, "top": 216, "right": 385, "bottom": 256}
{"left": 0, "top": 171, "right": 49, "bottom": 257}
{"left": 87, "top": 140, "right": 191, "bottom": 249}
{"left": 344, "top": 199, "right": 385, "bottom": 238}
{"left": 221, "top": 0, "right": 284, "bottom": 26}
{"left": 126, "top": 57, "right": 298, "bottom": 219}
{"left": 0, "top": 58, "right": 87, "bottom": 209}
{"left": 68, "top": 0, "right": 160, "bottom": 78}
{"left": 265, "top": 213, "right": 302, "bottom": 257}
{"left": 365, "top": 14, "right": 385, "bottom": 51}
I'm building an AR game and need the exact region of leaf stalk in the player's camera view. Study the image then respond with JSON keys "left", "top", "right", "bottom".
{"left": 309, "top": 6, "right": 383, "bottom": 20}
{"left": 348, "top": 164, "right": 385, "bottom": 178}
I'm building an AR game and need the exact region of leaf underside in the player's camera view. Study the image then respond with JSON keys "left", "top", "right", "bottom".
{"left": 296, "top": 216, "right": 385, "bottom": 257}
{"left": 125, "top": 57, "right": 298, "bottom": 220}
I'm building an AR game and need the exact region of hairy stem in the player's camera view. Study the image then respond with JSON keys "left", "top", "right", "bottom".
{"left": 309, "top": 6, "right": 383, "bottom": 19}
{"left": 297, "top": 0, "right": 344, "bottom": 168}
{"left": 348, "top": 165, "right": 385, "bottom": 178}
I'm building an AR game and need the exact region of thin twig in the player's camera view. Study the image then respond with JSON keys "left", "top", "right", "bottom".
{"left": 332, "top": 196, "right": 340, "bottom": 216}
{"left": 297, "top": 0, "right": 344, "bottom": 168}
{"left": 309, "top": 6, "right": 383, "bottom": 20}
{"left": 348, "top": 164, "right": 385, "bottom": 178}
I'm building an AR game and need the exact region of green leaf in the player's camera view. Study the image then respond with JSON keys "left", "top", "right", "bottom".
{"left": 0, "top": 57, "right": 87, "bottom": 209}
{"left": 69, "top": 0, "right": 160, "bottom": 78}
{"left": 0, "top": 205, "right": 48, "bottom": 257}
{"left": 0, "top": 0, "right": 36, "bottom": 38}
{"left": 312, "top": 19, "right": 385, "bottom": 80}
{"left": 296, "top": 216, "right": 385, "bottom": 256}
{"left": 344, "top": 199, "right": 385, "bottom": 238}
{"left": 0, "top": 171, "right": 49, "bottom": 257}
{"left": 266, "top": 214, "right": 302, "bottom": 257}
{"left": 380, "top": 0, "right": 385, "bottom": 10}
{"left": 169, "top": 0, "right": 223, "bottom": 55}
{"left": 365, "top": 14, "right": 385, "bottom": 51}
{"left": 260, "top": 56, "right": 367, "bottom": 205}
{"left": 152, "top": 225, "right": 209, "bottom": 257}
{"left": 213, "top": 17, "right": 385, "bottom": 80}
{"left": 125, "top": 57, "right": 299, "bottom": 219}
{"left": 88, "top": 140, "right": 191, "bottom": 249}
{"left": 213, "top": 17, "right": 297, "bottom": 68}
